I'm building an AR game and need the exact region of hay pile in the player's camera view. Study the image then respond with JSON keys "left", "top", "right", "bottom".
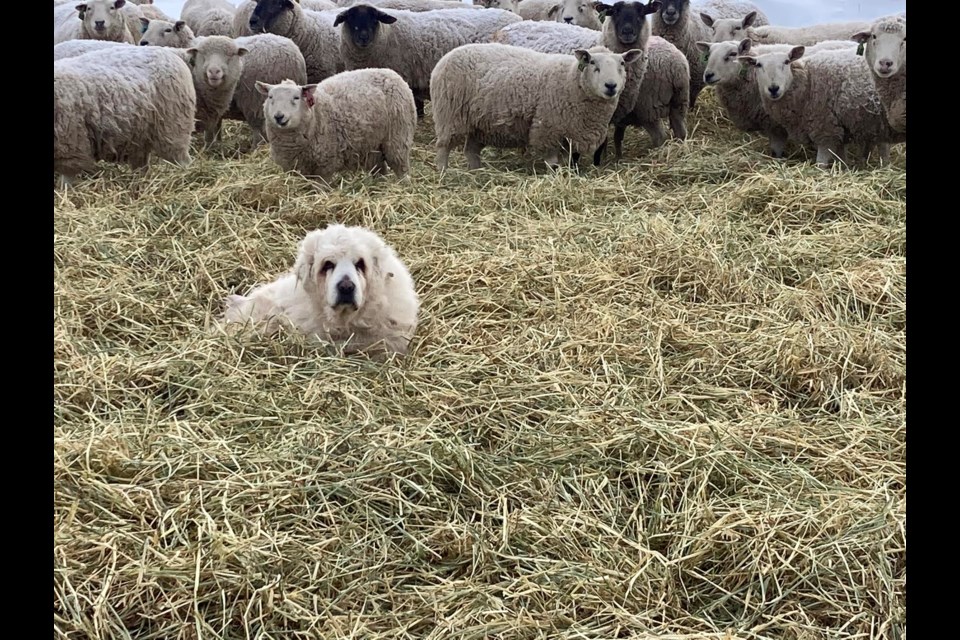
{"left": 54, "top": 92, "right": 906, "bottom": 639}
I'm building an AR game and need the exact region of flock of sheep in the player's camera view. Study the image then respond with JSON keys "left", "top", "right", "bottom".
{"left": 52, "top": 0, "right": 908, "bottom": 355}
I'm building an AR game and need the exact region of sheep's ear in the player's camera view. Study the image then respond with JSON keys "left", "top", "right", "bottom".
{"left": 255, "top": 80, "right": 273, "bottom": 96}
{"left": 700, "top": 13, "right": 714, "bottom": 27}
{"left": 376, "top": 9, "right": 398, "bottom": 24}
{"left": 737, "top": 38, "right": 752, "bottom": 55}
{"left": 547, "top": 5, "right": 561, "bottom": 18}
{"left": 574, "top": 49, "right": 591, "bottom": 70}
{"left": 695, "top": 41, "right": 711, "bottom": 54}
{"left": 788, "top": 46, "right": 805, "bottom": 62}
{"left": 742, "top": 11, "right": 757, "bottom": 28}
{"left": 737, "top": 55, "right": 759, "bottom": 67}
{"left": 851, "top": 31, "right": 871, "bottom": 44}
{"left": 594, "top": 2, "right": 613, "bottom": 15}
{"left": 114, "top": 0, "right": 126, "bottom": 8}
{"left": 621, "top": 49, "right": 642, "bottom": 64}
{"left": 75, "top": 3, "right": 88, "bottom": 19}
{"left": 175, "top": 20, "right": 187, "bottom": 32}
{"left": 139, "top": 17, "right": 150, "bottom": 31}
{"left": 302, "top": 84, "right": 319, "bottom": 107}
{"left": 185, "top": 47, "right": 198, "bottom": 64}
{"left": 644, "top": 1, "right": 661, "bottom": 15}
{"left": 333, "top": 10, "right": 349, "bottom": 27}
{"left": 237, "top": 47, "right": 249, "bottom": 57}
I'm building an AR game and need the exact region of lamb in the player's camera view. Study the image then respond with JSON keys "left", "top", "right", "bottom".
{"left": 54, "top": 46, "right": 195, "bottom": 185}
{"left": 222, "top": 224, "right": 420, "bottom": 358}
{"left": 183, "top": 36, "right": 249, "bottom": 146}
{"left": 696, "top": 37, "right": 855, "bottom": 157}
{"left": 431, "top": 43, "right": 641, "bottom": 170}
{"left": 473, "top": 0, "right": 519, "bottom": 11}
{"left": 652, "top": 0, "right": 768, "bottom": 106}
{"left": 181, "top": 0, "right": 236, "bottom": 36}
{"left": 515, "top": 0, "right": 602, "bottom": 29}
{"left": 333, "top": 4, "right": 522, "bottom": 118}
{"left": 740, "top": 46, "right": 902, "bottom": 168}
{"left": 248, "top": 0, "right": 344, "bottom": 84}
{"left": 701, "top": 9, "right": 762, "bottom": 42}
{"left": 54, "top": 0, "right": 137, "bottom": 44}
{"left": 139, "top": 19, "right": 196, "bottom": 47}
{"left": 256, "top": 71, "right": 417, "bottom": 180}
{"left": 493, "top": 2, "right": 689, "bottom": 160}
{"left": 852, "top": 15, "right": 906, "bottom": 135}
{"left": 745, "top": 20, "right": 872, "bottom": 46}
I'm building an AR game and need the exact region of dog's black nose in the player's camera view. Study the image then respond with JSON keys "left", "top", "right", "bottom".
{"left": 337, "top": 279, "right": 355, "bottom": 294}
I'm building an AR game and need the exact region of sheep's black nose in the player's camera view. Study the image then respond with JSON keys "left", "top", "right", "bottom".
{"left": 274, "top": 113, "right": 285, "bottom": 124}
{"left": 140, "top": 41, "right": 149, "bottom": 46}
{"left": 768, "top": 85, "right": 780, "bottom": 94}
{"left": 705, "top": 72, "right": 715, "bottom": 82}
{"left": 95, "top": 20, "right": 105, "bottom": 29}
{"left": 605, "top": 82, "right": 618, "bottom": 91}
{"left": 564, "top": 17, "right": 573, "bottom": 23}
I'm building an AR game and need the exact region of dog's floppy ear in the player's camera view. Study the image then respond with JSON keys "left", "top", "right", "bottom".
{"left": 294, "top": 250, "right": 315, "bottom": 288}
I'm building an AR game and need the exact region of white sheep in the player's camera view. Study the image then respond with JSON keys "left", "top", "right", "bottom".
{"left": 222, "top": 224, "right": 420, "bottom": 358}
{"left": 347, "top": 0, "right": 484, "bottom": 10}
{"left": 514, "top": 0, "right": 602, "bottom": 30}
{"left": 256, "top": 71, "right": 417, "bottom": 180}
{"left": 515, "top": 0, "right": 559, "bottom": 21}
{"left": 431, "top": 43, "right": 641, "bottom": 170}
{"left": 181, "top": 0, "right": 236, "bottom": 36}
{"left": 54, "top": 46, "right": 195, "bottom": 185}
{"left": 651, "top": 0, "right": 768, "bottom": 106}
{"left": 745, "top": 20, "right": 872, "bottom": 46}
{"left": 139, "top": 19, "right": 195, "bottom": 47}
{"left": 248, "top": 1, "right": 343, "bottom": 84}
{"left": 54, "top": 0, "right": 137, "bottom": 44}
{"left": 183, "top": 36, "right": 249, "bottom": 147}
{"left": 852, "top": 15, "right": 906, "bottom": 135}
{"left": 53, "top": 38, "right": 133, "bottom": 61}
{"left": 740, "top": 46, "right": 902, "bottom": 168}
{"left": 701, "top": 9, "right": 763, "bottom": 42}
{"left": 334, "top": 4, "right": 522, "bottom": 118}
{"left": 696, "top": 37, "right": 855, "bottom": 157}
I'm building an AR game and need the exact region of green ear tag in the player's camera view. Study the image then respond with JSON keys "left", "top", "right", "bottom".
{"left": 701, "top": 52, "right": 709, "bottom": 64}
{"left": 578, "top": 60, "right": 586, "bottom": 71}
{"left": 856, "top": 43, "right": 864, "bottom": 56}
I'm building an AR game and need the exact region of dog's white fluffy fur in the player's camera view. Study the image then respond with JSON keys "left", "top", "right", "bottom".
{"left": 222, "top": 224, "right": 419, "bottom": 356}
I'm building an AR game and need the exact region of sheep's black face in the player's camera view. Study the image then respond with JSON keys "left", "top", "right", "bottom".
{"left": 249, "top": 0, "right": 293, "bottom": 34}
{"left": 658, "top": 0, "right": 689, "bottom": 26}
{"left": 334, "top": 6, "right": 397, "bottom": 49}
{"left": 600, "top": 2, "right": 656, "bottom": 47}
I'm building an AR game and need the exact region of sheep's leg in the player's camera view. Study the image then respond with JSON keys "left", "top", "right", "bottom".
{"left": 613, "top": 125, "right": 627, "bottom": 161}
{"left": 669, "top": 109, "right": 687, "bottom": 141}
{"left": 644, "top": 120, "right": 667, "bottom": 148}
{"left": 543, "top": 149, "right": 560, "bottom": 170}
{"left": 593, "top": 138, "right": 608, "bottom": 167}
{"left": 465, "top": 135, "right": 483, "bottom": 170}
{"left": 415, "top": 98, "right": 425, "bottom": 120}
{"left": 689, "top": 85, "right": 702, "bottom": 109}
{"left": 878, "top": 142, "right": 891, "bottom": 164}
{"left": 128, "top": 150, "right": 150, "bottom": 170}
{"left": 815, "top": 141, "right": 844, "bottom": 169}
{"left": 769, "top": 132, "right": 788, "bottom": 159}
{"left": 435, "top": 136, "right": 452, "bottom": 171}
{"left": 203, "top": 118, "right": 223, "bottom": 148}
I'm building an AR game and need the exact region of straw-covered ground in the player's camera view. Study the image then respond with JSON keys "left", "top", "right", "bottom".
{"left": 54, "top": 90, "right": 906, "bottom": 639}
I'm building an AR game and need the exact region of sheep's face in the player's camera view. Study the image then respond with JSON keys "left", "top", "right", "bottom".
{"left": 76, "top": 0, "right": 126, "bottom": 39}
{"left": 853, "top": 19, "right": 906, "bottom": 78}
{"left": 474, "top": 0, "right": 519, "bottom": 11}
{"left": 699, "top": 39, "right": 752, "bottom": 85}
{"left": 657, "top": 0, "right": 689, "bottom": 26}
{"left": 595, "top": 2, "right": 659, "bottom": 47}
{"left": 740, "top": 47, "right": 804, "bottom": 101}
{"left": 250, "top": 0, "right": 296, "bottom": 34}
{"left": 258, "top": 80, "right": 318, "bottom": 129}
{"left": 550, "top": 0, "right": 599, "bottom": 28}
{"left": 334, "top": 6, "right": 396, "bottom": 49}
{"left": 187, "top": 37, "right": 247, "bottom": 89}
{"left": 139, "top": 19, "right": 190, "bottom": 47}
{"left": 295, "top": 226, "right": 388, "bottom": 314}
{"left": 575, "top": 49, "right": 641, "bottom": 100}
{"left": 705, "top": 11, "right": 759, "bottom": 42}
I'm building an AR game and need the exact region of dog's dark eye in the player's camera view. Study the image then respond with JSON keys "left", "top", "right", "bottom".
{"left": 321, "top": 261, "right": 335, "bottom": 274}
{"left": 355, "top": 259, "right": 366, "bottom": 274}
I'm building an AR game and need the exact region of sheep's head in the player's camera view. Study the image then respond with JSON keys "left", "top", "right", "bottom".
{"left": 575, "top": 48, "right": 641, "bottom": 100}
{"left": 474, "top": 0, "right": 519, "bottom": 11}
{"left": 550, "top": 0, "right": 601, "bottom": 28}
{"left": 595, "top": 2, "right": 659, "bottom": 47}
{"left": 852, "top": 17, "right": 906, "bottom": 78}
{"left": 139, "top": 19, "right": 193, "bottom": 47}
{"left": 76, "top": 0, "right": 126, "bottom": 39}
{"left": 334, "top": 5, "right": 396, "bottom": 49}
{"left": 186, "top": 37, "right": 247, "bottom": 89}
{"left": 657, "top": 0, "right": 689, "bottom": 26}
{"left": 249, "top": 0, "right": 297, "bottom": 34}
{"left": 698, "top": 38, "right": 752, "bottom": 85}
{"left": 294, "top": 225, "right": 390, "bottom": 316}
{"left": 703, "top": 11, "right": 760, "bottom": 43}
{"left": 739, "top": 46, "right": 805, "bottom": 101}
{"left": 257, "top": 79, "right": 318, "bottom": 130}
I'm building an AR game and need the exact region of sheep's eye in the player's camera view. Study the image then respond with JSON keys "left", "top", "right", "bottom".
{"left": 579, "top": 6, "right": 584, "bottom": 11}
{"left": 355, "top": 259, "right": 366, "bottom": 274}
{"left": 294, "top": 96, "right": 300, "bottom": 101}
{"left": 733, "top": 26, "right": 741, "bottom": 31}
{"left": 321, "top": 261, "right": 335, "bottom": 274}
{"left": 164, "top": 29, "right": 172, "bottom": 33}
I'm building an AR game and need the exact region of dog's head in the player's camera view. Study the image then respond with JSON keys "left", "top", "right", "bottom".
{"left": 293, "top": 224, "right": 389, "bottom": 315}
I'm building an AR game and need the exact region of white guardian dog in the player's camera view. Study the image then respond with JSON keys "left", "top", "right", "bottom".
{"left": 222, "top": 224, "right": 420, "bottom": 357}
